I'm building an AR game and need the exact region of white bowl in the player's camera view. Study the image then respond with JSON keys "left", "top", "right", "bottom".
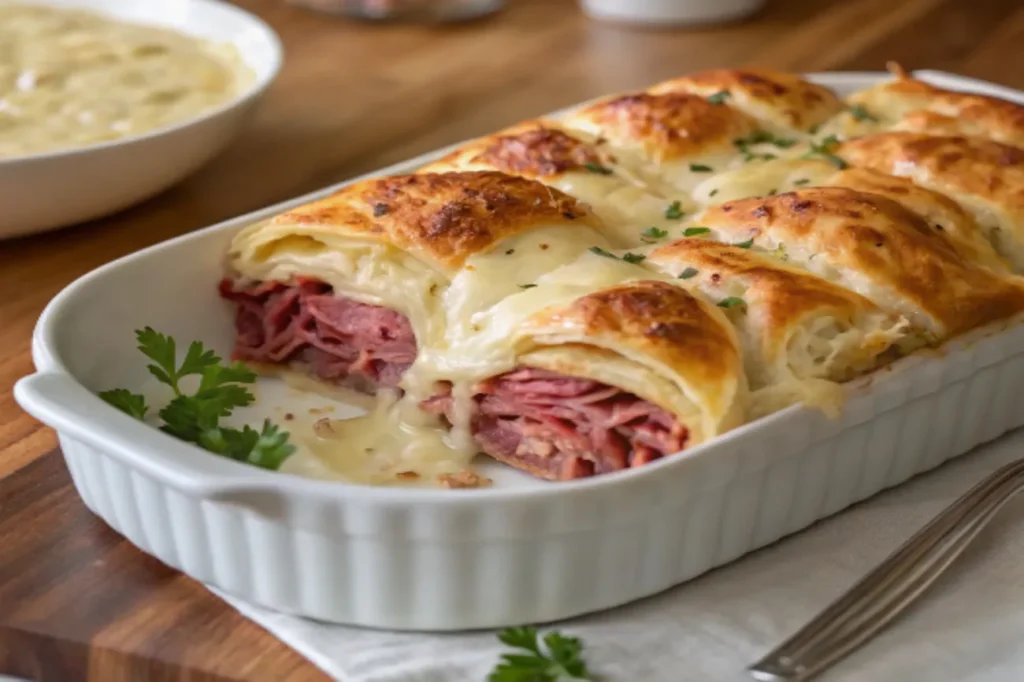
{"left": 580, "top": 0, "right": 766, "bottom": 25}
{"left": 0, "top": 0, "right": 283, "bottom": 240}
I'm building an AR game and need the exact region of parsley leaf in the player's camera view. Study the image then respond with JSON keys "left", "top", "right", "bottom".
{"left": 679, "top": 267, "right": 699, "bottom": 279}
{"left": 706, "top": 90, "right": 730, "bottom": 105}
{"left": 733, "top": 131, "right": 795, "bottom": 161}
{"left": 803, "top": 134, "right": 848, "bottom": 169}
{"left": 622, "top": 252, "right": 646, "bottom": 264}
{"left": 589, "top": 246, "right": 618, "bottom": 259}
{"left": 519, "top": 284, "right": 537, "bottom": 289}
{"left": 689, "top": 163, "right": 713, "bottom": 172}
{"left": 101, "top": 329, "right": 294, "bottom": 471}
{"left": 734, "top": 238, "right": 754, "bottom": 248}
{"left": 664, "top": 200, "right": 685, "bottom": 220}
{"left": 489, "top": 627, "right": 593, "bottom": 681}
{"left": 848, "top": 103, "right": 878, "bottom": 122}
{"left": 718, "top": 296, "right": 747, "bottom": 309}
{"left": 99, "top": 388, "right": 148, "bottom": 420}
{"left": 684, "top": 227, "right": 711, "bottom": 237}
{"left": 583, "top": 162, "right": 613, "bottom": 175}
{"left": 709, "top": 188, "right": 719, "bottom": 197}
{"left": 641, "top": 226, "right": 668, "bottom": 242}
{"left": 794, "top": 178, "right": 810, "bottom": 186}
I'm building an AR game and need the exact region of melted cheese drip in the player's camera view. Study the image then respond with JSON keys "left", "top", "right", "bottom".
{"left": 280, "top": 391, "right": 475, "bottom": 487}
{"left": 229, "top": 222, "right": 451, "bottom": 347}
{"left": 545, "top": 171, "right": 692, "bottom": 246}
{"left": 693, "top": 159, "right": 836, "bottom": 205}
{"left": 0, "top": 3, "right": 250, "bottom": 158}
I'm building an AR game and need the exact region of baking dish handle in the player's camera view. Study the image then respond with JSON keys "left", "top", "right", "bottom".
{"left": 13, "top": 371, "right": 257, "bottom": 496}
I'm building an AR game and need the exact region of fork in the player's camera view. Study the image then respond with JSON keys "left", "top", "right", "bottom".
{"left": 748, "top": 456, "right": 1024, "bottom": 681}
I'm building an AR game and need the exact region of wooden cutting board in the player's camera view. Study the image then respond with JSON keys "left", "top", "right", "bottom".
{"left": 3, "top": 0, "right": 1024, "bottom": 679}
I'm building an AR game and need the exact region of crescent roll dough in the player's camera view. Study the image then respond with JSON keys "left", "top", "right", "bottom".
{"left": 828, "top": 67, "right": 1024, "bottom": 149}
{"left": 688, "top": 158, "right": 1010, "bottom": 274}
{"left": 837, "top": 133, "right": 1024, "bottom": 272}
{"left": 642, "top": 238, "right": 914, "bottom": 416}
{"left": 418, "top": 253, "right": 746, "bottom": 479}
{"left": 648, "top": 68, "right": 844, "bottom": 133}
{"left": 690, "top": 187, "right": 1024, "bottom": 338}
{"left": 559, "top": 90, "right": 762, "bottom": 195}
{"left": 222, "top": 171, "right": 613, "bottom": 392}
{"left": 419, "top": 121, "right": 687, "bottom": 247}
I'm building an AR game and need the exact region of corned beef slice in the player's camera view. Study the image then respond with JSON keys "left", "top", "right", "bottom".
{"left": 422, "top": 367, "right": 689, "bottom": 481}
{"left": 218, "top": 277, "right": 416, "bottom": 392}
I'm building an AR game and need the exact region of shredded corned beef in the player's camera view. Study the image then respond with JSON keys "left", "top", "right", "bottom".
{"left": 218, "top": 277, "right": 416, "bottom": 393}
{"left": 421, "top": 367, "right": 688, "bottom": 481}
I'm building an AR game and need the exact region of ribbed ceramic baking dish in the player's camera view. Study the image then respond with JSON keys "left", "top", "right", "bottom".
{"left": 15, "top": 71, "right": 1024, "bottom": 632}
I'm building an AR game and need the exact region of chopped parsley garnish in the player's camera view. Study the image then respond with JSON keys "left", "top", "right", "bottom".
{"left": 583, "top": 162, "right": 614, "bottom": 175}
{"left": 664, "top": 200, "right": 685, "bottom": 220}
{"left": 678, "top": 267, "right": 699, "bottom": 279}
{"left": 588, "top": 246, "right": 645, "bottom": 264}
{"left": 734, "top": 238, "right": 754, "bottom": 248}
{"left": 803, "top": 134, "right": 848, "bottom": 169}
{"left": 718, "top": 296, "right": 746, "bottom": 309}
{"left": 774, "top": 244, "right": 789, "bottom": 260}
{"left": 684, "top": 227, "right": 711, "bottom": 237}
{"left": 768, "top": 188, "right": 778, "bottom": 196}
{"left": 519, "top": 284, "right": 537, "bottom": 289}
{"left": 98, "top": 328, "right": 295, "bottom": 470}
{"left": 689, "top": 163, "right": 714, "bottom": 172}
{"left": 709, "top": 188, "right": 719, "bottom": 197}
{"left": 793, "top": 178, "right": 810, "bottom": 186}
{"left": 641, "top": 226, "right": 668, "bottom": 242}
{"left": 733, "top": 131, "right": 793, "bottom": 162}
{"left": 848, "top": 104, "right": 878, "bottom": 122}
{"left": 505, "top": 248, "right": 515, "bottom": 255}
{"left": 706, "top": 90, "right": 730, "bottom": 105}
{"left": 489, "top": 627, "right": 593, "bottom": 681}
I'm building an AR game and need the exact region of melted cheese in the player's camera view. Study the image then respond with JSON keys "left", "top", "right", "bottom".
{"left": 228, "top": 219, "right": 450, "bottom": 346}
{"left": 279, "top": 391, "right": 477, "bottom": 487}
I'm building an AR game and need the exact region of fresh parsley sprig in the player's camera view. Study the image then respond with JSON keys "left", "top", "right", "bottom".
{"left": 98, "top": 328, "right": 295, "bottom": 470}
{"left": 489, "top": 627, "right": 594, "bottom": 682}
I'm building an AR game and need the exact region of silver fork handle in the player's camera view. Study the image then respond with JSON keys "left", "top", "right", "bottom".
{"left": 748, "top": 457, "right": 1024, "bottom": 682}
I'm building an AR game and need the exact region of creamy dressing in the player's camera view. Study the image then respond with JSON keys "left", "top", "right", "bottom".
{"left": 0, "top": 3, "right": 251, "bottom": 158}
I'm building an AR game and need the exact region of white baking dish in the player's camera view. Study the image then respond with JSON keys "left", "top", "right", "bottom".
{"left": 14, "top": 70, "right": 1024, "bottom": 632}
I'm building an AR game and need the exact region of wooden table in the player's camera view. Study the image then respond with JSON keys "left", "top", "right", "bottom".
{"left": 2, "top": 0, "right": 1023, "bottom": 679}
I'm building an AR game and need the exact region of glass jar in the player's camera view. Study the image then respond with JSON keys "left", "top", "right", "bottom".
{"left": 288, "top": 0, "right": 505, "bottom": 22}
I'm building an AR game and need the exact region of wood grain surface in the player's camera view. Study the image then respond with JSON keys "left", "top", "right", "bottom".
{"left": 2, "top": 0, "right": 1023, "bottom": 679}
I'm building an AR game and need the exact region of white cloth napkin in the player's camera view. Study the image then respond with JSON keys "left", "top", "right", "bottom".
{"left": 217, "top": 431, "right": 1024, "bottom": 682}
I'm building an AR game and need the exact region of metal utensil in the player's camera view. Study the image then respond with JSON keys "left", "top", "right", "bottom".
{"left": 749, "top": 456, "right": 1024, "bottom": 681}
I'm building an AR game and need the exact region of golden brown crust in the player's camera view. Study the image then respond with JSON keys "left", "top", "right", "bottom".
{"left": 836, "top": 133, "right": 1024, "bottom": 270}
{"left": 523, "top": 280, "right": 739, "bottom": 391}
{"left": 699, "top": 187, "right": 1024, "bottom": 336}
{"left": 271, "top": 171, "right": 599, "bottom": 271}
{"left": 838, "top": 132, "right": 1024, "bottom": 170}
{"left": 646, "top": 238, "right": 880, "bottom": 341}
{"left": 649, "top": 68, "right": 843, "bottom": 132}
{"left": 565, "top": 91, "right": 758, "bottom": 161}
{"left": 849, "top": 74, "right": 1024, "bottom": 149}
{"left": 422, "top": 123, "right": 605, "bottom": 179}
{"left": 824, "top": 167, "right": 1010, "bottom": 273}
